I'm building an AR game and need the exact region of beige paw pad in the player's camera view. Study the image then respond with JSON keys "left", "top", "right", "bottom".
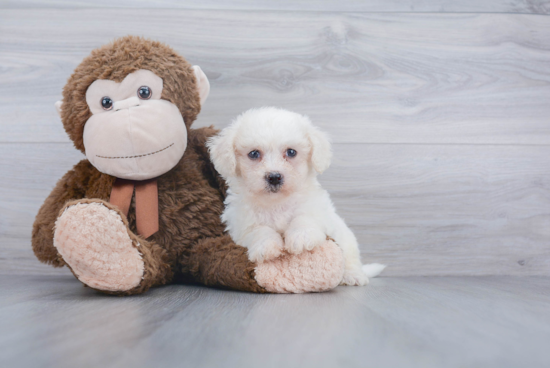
{"left": 255, "top": 240, "right": 345, "bottom": 293}
{"left": 54, "top": 202, "right": 144, "bottom": 292}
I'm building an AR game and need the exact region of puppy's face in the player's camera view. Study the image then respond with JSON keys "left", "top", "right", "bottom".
{"left": 234, "top": 128, "right": 311, "bottom": 196}
{"left": 208, "top": 107, "right": 332, "bottom": 198}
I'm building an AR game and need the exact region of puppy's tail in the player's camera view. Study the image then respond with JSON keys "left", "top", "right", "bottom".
{"left": 362, "top": 263, "right": 387, "bottom": 278}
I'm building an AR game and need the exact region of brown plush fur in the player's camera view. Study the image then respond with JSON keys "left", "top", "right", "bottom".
{"left": 32, "top": 36, "right": 265, "bottom": 294}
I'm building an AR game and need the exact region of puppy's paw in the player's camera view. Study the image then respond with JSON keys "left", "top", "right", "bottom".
{"left": 284, "top": 227, "right": 326, "bottom": 255}
{"left": 341, "top": 267, "right": 369, "bottom": 286}
{"left": 247, "top": 234, "right": 284, "bottom": 263}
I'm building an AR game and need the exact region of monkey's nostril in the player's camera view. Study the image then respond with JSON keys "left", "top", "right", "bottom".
{"left": 266, "top": 172, "right": 283, "bottom": 186}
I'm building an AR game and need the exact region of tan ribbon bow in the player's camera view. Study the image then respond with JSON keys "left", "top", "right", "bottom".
{"left": 109, "top": 178, "right": 159, "bottom": 238}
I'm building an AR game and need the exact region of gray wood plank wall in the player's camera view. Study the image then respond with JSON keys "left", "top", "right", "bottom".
{"left": 2, "top": 0, "right": 550, "bottom": 14}
{"left": 1, "top": 2, "right": 549, "bottom": 276}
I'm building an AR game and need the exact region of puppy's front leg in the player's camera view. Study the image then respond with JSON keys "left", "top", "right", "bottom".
{"left": 284, "top": 216, "right": 326, "bottom": 255}
{"left": 241, "top": 226, "right": 284, "bottom": 263}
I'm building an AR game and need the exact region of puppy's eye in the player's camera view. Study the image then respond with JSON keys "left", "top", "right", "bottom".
{"left": 248, "top": 150, "right": 261, "bottom": 160}
{"left": 286, "top": 148, "right": 297, "bottom": 158}
{"left": 101, "top": 96, "right": 113, "bottom": 110}
{"left": 138, "top": 86, "right": 152, "bottom": 100}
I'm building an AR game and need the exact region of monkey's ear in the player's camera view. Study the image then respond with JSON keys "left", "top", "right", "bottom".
{"left": 192, "top": 65, "right": 210, "bottom": 106}
{"left": 54, "top": 100, "right": 63, "bottom": 117}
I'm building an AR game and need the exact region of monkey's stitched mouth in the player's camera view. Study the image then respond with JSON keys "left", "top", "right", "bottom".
{"left": 96, "top": 143, "right": 174, "bottom": 159}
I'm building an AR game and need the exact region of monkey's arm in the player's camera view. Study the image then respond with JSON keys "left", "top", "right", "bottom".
{"left": 32, "top": 160, "right": 101, "bottom": 267}
{"left": 189, "top": 126, "right": 228, "bottom": 199}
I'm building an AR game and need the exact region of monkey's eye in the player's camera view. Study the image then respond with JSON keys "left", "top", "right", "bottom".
{"left": 286, "top": 148, "right": 297, "bottom": 158}
{"left": 248, "top": 150, "right": 261, "bottom": 160}
{"left": 101, "top": 96, "right": 113, "bottom": 110}
{"left": 138, "top": 86, "right": 152, "bottom": 100}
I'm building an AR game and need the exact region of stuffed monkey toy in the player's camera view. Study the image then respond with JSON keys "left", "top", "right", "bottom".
{"left": 32, "top": 36, "right": 345, "bottom": 295}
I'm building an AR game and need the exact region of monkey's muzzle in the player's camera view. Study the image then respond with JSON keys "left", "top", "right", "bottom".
{"left": 83, "top": 99, "right": 187, "bottom": 180}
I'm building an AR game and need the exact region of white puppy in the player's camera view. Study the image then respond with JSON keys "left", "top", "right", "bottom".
{"left": 207, "top": 107, "right": 385, "bottom": 286}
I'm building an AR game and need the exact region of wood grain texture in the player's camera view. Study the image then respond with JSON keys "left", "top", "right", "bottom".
{"left": 1, "top": 7, "right": 549, "bottom": 277}
{"left": 2, "top": 0, "right": 550, "bottom": 14}
{"left": 1, "top": 275, "right": 549, "bottom": 368}
{"left": 2, "top": 143, "right": 549, "bottom": 276}
{"left": 1, "top": 10, "right": 550, "bottom": 145}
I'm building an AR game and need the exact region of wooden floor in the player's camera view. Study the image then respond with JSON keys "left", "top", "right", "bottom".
{"left": 0, "top": 275, "right": 548, "bottom": 368}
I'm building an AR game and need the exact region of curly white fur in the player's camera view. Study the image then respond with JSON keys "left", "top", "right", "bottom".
{"left": 208, "top": 107, "right": 385, "bottom": 286}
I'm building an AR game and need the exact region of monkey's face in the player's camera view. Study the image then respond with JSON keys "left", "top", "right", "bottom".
{"left": 83, "top": 69, "right": 187, "bottom": 180}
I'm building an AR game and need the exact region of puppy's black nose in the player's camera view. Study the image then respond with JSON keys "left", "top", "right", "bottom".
{"left": 266, "top": 172, "right": 283, "bottom": 186}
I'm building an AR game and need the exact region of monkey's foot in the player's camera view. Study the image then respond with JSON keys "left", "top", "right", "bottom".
{"left": 254, "top": 240, "right": 345, "bottom": 293}
{"left": 54, "top": 201, "right": 144, "bottom": 292}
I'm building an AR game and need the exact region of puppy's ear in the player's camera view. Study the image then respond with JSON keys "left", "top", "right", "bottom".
{"left": 207, "top": 125, "right": 237, "bottom": 179}
{"left": 307, "top": 124, "right": 332, "bottom": 174}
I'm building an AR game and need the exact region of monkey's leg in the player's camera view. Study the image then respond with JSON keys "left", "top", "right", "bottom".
{"left": 182, "top": 235, "right": 266, "bottom": 293}
{"left": 54, "top": 199, "right": 172, "bottom": 295}
{"left": 183, "top": 235, "right": 345, "bottom": 293}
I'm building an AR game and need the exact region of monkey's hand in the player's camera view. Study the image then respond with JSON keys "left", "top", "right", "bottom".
{"left": 32, "top": 159, "right": 96, "bottom": 267}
